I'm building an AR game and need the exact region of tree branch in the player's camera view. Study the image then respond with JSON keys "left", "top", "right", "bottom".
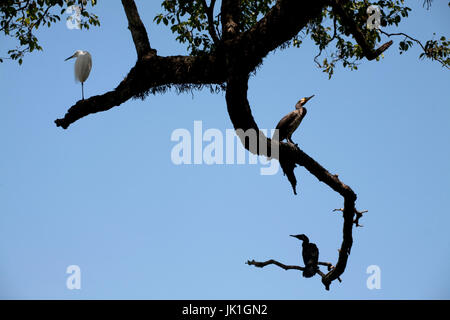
{"left": 227, "top": 0, "right": 328, "bottom": 73}
{"left": 379, "top": 30, "right": 449, "bottom": 69}
{"left": 121, "top": 0, "right": 154, "bottom": 59}
{"left": 221, "top": 0, "right": 241, "bottom": 40}
{"left": 334, "top": 208, "right": 368, "bottom": 227}
{"left": 247, "top": 259, "right": 343, "bottom": 283}
{"left": 331, "top": 0, "right": 393, "bottom": 61}
{"left": 201, "top": 0, "right": 220, "bottom": 44}
{"left": 224, "top": 71, "right": 357, "bottom": 290}
{"left": 56, "top": 0, "right": 333, "bottom": 128}
{"left": 247, "top": 259, "right": 304, "bottom": 271}
{"left": 55, "top": 54, "right": 227, "bottom": 129}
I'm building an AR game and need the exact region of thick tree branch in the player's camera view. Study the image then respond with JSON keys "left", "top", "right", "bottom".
{"left": 229, "top": 0, "right": 328, "bottom": 73}
{"left": 225, "top": 72, "right": 357, "bottom": 290}
{"left": 55, "top": 54, "right": 226, "bottom": 129}
{"left": 224, "top": 74, "right": 355, "bottom": 199}
{"left": 331, "top": 0, "right": 392, "bottom": 61}
{"left": 121, "top": 0, "right": 153, "bottom": 59}
{"left": 55, "top": 0, "right": 334, "bottom": 128}
{"left": 221, "top": 0, "right": 240, "bottom": 40}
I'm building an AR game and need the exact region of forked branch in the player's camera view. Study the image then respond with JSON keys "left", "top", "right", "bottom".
{"left": 334, "top": 208, "right": 368, "bottom": 227}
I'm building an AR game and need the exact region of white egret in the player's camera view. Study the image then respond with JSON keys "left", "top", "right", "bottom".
{"left": 65, "top": 50, "right": 92, "bottom": 100}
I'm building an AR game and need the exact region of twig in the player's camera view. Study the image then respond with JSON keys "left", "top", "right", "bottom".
{"left": 334, "top": 208, "right": 368, "bottom": 227}
{"left": 379, "top": 30, "right": 449, "bottom": 69}
{"left": 331, "top": 0, "right": 393, "bottom": 61}
{"left": 247, "top": 259, "right": 342, "bottom": 283}
{"left": 246, "top": 259, "right": 304, "bottom": 271}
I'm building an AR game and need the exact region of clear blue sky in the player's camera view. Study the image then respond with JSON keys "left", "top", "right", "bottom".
{"left": 1, "top": 1, "right": 449, "bottom": 299}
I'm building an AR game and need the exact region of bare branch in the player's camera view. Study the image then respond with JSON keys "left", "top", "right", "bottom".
{"left": 247, "top": 259, "right": 304, "bottom": 271}
{"left": 121, "top": 0, "right": 153, "bottom": 59}
{"left": 334, "top": 208, "right": 368, "bottom": 227}
{"left": 318, "top": 261, "right": 334, "bottom": 271}
{"left": 247, "top": 258, "right": 343, "bottom": 285}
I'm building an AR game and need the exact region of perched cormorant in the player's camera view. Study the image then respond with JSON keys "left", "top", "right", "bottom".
{"left": 290, "top": 234, "right": 319, "bottom": 278}
{"left": 275, "top": 95, "right": 314, "bottom": 145}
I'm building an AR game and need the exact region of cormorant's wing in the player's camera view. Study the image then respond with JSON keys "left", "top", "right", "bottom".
{"left": 275, "top": 111, "right": 297, "bottom": 129}
{"left": 275, "top": 111, "right": 299, "bottom": 140}
{"left": 303, "top": 243, "right": 319, "bottom": 266}
{"left": 310, "top": 243, "right": 319, "bottom": 265}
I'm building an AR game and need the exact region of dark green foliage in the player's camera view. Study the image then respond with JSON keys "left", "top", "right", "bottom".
{"left": 420, "top": 36, "right": 450, "bottom": 66}
{"left": 154, "top": 0, "right": 448, "bottom": 77}
{"left": 0, "top": 0, "right": 99, "bottom": 64}
{"left": 1, "top": 0, "right": 448, "bottom": 73}
{"left": 153, "top": 0, "right": 274, "bottom": 55}
{"left": 154, "top": 0, "right": 215, "bottom": 55}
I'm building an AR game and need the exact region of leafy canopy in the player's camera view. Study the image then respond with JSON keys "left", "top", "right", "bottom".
{"left": 0, "top": 0, "right": 99, "bottom": 64}
{"left": 1, "top": 0, "right": 448, "bottom": 76}
{"left": 153, "top": 0, "right": 449, "bottom": 76}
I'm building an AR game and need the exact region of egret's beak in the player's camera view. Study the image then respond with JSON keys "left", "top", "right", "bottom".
{"left": 289, "top": 235, "right": 296, "bottom": 238}
{"left": 65, "top": 54, "right": 76, "bottom": 61}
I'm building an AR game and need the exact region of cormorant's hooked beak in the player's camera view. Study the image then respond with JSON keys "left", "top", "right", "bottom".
{"left": 65, "top": 54, "right": 76, "bottom": 61}
{"left": 298, "top": 95, "right": 315, "bottom": 107}
{"left": 305, "top": 95, "right": 315, "bottom": 102}
{"left": 290, "top": 234, "right": 307, "bottom": 241}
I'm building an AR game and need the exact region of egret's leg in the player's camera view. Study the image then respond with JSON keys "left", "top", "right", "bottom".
{"left": 81, "top": 82, "right": 84, "bottom": 100}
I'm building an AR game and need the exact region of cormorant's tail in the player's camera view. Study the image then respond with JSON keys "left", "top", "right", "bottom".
{"left": 303, "top": 265, "right": 317, "bottom": 278}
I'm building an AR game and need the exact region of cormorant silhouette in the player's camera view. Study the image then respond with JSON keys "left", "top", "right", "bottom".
{"left": 290, "top": 234, "right": 319, "bottom": 278}
{"left": 274, "top": 95, "right": 314, "bottom": 145}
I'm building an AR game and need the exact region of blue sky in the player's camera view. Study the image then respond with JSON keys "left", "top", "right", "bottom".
{"left": 1, "top": 1, "right": 449, "bottom": 299}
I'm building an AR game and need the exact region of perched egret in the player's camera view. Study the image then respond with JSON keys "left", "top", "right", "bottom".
{"left": 274, "top": 95, "right": 315, "bottom": 145}
{"left": 290, "top": 234, "right": 319, "bottom": 278}
{"left": 65, "top": 50, "right": 92, "bottom": 100}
